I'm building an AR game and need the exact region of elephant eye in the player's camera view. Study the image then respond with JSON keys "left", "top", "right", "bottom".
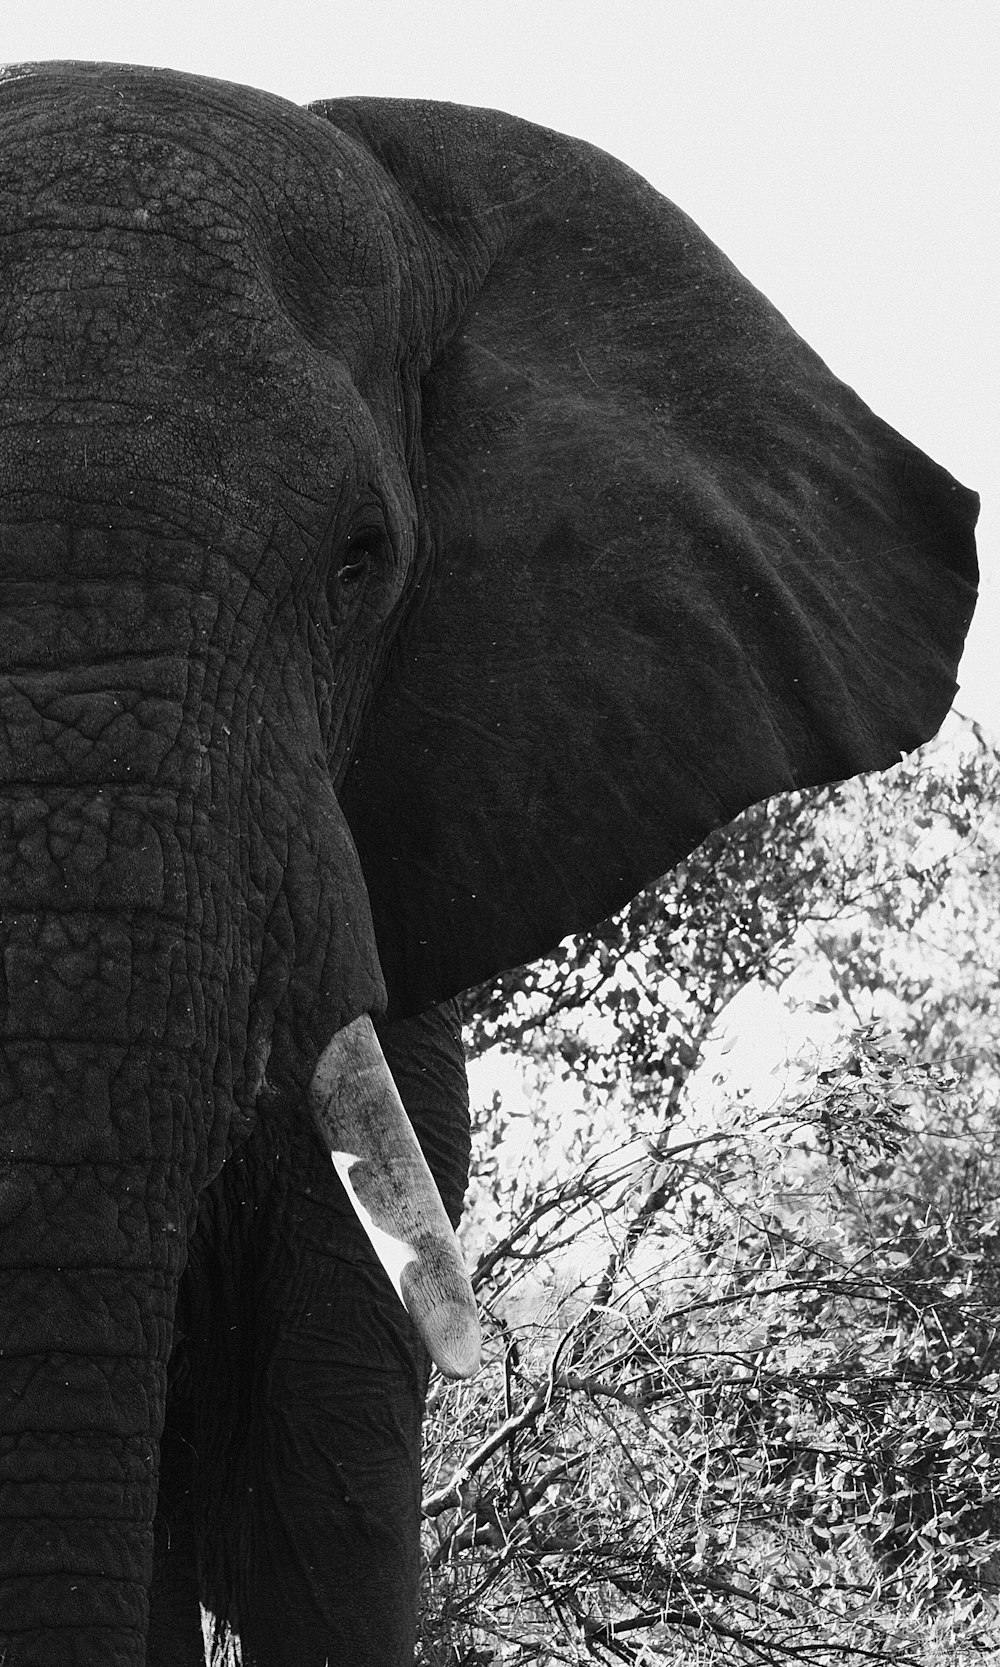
{"left": 332, "top": 509, "right": 388, "bottom": 606}
{"left": 337, "top": 528, "right": 379, "bottom": 586}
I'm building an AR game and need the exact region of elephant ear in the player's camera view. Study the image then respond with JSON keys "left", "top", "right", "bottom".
{"left": 313, "top": 98, "right": 979, "bottom": 1018}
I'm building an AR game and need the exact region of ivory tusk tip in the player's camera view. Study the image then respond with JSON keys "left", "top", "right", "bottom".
{"left": 421, "top": 1300, "right": 482, "bottom": 1380}
{"left": 400, "top": 1244, "right": 481, "bottom": 1378}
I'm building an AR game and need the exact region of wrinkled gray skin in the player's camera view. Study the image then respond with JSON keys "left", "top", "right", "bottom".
{"left": 0, "top": 61, "right": 978, "bottom": 1667}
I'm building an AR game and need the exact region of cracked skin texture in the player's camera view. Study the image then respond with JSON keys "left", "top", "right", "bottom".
{"left": 0, "top": 60, "right": 978, "bottom": 1666}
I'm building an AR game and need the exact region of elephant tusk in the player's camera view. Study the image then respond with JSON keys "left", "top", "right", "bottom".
{"left": 308, "top": 1014, "right": 482, "bottom": 1380}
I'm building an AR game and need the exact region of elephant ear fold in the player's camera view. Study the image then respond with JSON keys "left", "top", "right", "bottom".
{"left": 316, "top": 99, "right": 978, "bottom": 1018}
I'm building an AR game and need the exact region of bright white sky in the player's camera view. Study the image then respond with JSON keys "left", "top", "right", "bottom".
{"left": 5, "top": 0, "right": 996, "bottom": 734}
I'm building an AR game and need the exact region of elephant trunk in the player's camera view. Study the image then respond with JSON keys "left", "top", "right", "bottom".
{"left": 0, "top": 521, "right": 388, "bottom": 1658}
{"left": 0, "top": 1083, "right": 190, "bottom": 1658}
{"left": 0, "top": 789, "right": 242, "bottom": 1658}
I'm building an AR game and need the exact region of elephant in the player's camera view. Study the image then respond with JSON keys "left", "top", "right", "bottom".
{"left": 0, "top": 58, "right": 977, "bottom": 1667}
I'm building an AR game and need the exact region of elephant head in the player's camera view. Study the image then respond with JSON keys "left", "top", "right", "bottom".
{"left": 0, "top": 61, "right": 977, "bottom": 1665}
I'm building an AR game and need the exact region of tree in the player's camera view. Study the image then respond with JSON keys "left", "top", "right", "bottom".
{"left": 421, "top": 719, "right": 1000, "bottom": 1665}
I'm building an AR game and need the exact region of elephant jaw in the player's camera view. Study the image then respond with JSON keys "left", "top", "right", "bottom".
{"left": 308, "top": 1014, "right": 482, "bottom": 1380}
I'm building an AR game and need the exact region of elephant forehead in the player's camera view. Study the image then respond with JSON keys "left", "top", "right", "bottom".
{"left": 0, "top": 62, "right": 410, "bottom": 369}
{"left": 0, "top": 66, "right": 415, "bottom": 549}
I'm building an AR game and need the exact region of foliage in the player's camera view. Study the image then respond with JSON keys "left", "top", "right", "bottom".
{"left": 421, "top": 720, "right": 1000, "bottom": 1664}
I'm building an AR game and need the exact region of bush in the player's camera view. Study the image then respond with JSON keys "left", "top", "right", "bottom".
{"left": 421, "top": 723, "right": 1000, "bottom": 1664}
